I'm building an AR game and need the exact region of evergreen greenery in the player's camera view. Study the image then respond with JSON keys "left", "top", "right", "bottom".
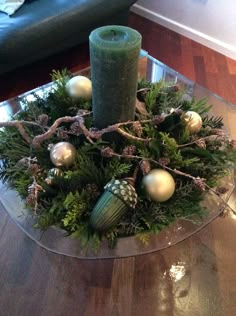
{"left": 0, "top": 70, "right": 236, "bottom": 250}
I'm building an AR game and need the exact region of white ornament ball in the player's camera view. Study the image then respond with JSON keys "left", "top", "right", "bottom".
{"left": 142, "top": 169, "right": 175, "bottom": 202}
{"left": 66, "top": 75, "right": 92, "bottom": 100}
{"left": 50, "top": 142, "right": 77, "bottom": 168}
{"left": 182, "top": 111, "right": 202, "bottom": 134}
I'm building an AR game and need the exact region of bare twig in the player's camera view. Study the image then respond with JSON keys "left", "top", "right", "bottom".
{"left": 177, "top": 135, "right": 226, "bottom": 148}
{"left": 205, "top": 183, "right": 236, "bottom": 216}
{"left": 0, "top": 120, "right": 33, "bottom": 144}
{"left": 32, "top": 116, "right": 78, "bottom": 147}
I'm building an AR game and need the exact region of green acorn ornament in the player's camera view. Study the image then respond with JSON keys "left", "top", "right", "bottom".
{"left": 90, "top": 179, "right": 138, "bottom": 232}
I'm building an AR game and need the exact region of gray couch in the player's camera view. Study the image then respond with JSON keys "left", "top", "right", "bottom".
{"left": 0, "top": 0, "right": 137, "bottom": 74}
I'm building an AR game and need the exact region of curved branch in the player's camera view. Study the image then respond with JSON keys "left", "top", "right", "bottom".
{"left": 1, "top": 107, "right": 181, "bottom": 148}
{"left": 32, "top": 116, "right": 78, "bottom": 148}
{"left": 0, "top": 120, "right": 32, "bottom": 144}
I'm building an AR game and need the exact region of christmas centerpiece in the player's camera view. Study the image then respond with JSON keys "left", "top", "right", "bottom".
{"left": 0, "top": 26, "right": 236, "bottom": 256}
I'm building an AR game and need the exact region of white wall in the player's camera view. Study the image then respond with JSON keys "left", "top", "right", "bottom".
{"left": 132, "top": 0, "right": 236, "bottom": 59}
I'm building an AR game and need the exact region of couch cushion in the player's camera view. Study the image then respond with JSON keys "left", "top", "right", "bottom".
{"left": 0, "top": 0, "right": 25, "bottom": 15}
{"left": 0, "top": 0, "right": 137, "bottom": 74}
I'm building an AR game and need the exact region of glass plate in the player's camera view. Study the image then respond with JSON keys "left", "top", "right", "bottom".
{"left": 0, "top": 51, "right": 235, "bottom": 259}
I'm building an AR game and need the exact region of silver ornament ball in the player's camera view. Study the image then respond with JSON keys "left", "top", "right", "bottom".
{"left": 50, "top": 142, "right": 77, "bottom": 168}
{"left": 142, "top": 169, "right": 175, "bottom": 202}
{"left": 66, "top": 75, "right": 92, "bottom": 100}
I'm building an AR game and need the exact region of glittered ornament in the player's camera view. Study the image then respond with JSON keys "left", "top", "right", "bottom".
{"left": 48, "top": 168, "right": 64, "bottom": 178}
{"left": 90, "top": 179, "right": 138, "bottom": 232}
{"left": 143, "top": 169, "right": 175, "bottom": 202}
{"left": 66, "top": 75, "right": 92, "bottom": 100}
{"left": 45, "top": 168, "right": 64, "bottom": 186}
{"left": 182, "top": 111, "right": 202, "bottom": 134}
{"left": 49, "top": 142, "right": 77, "bottom": 168}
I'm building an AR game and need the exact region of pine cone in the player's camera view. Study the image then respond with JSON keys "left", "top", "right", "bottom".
{"left": 164, "top": 85, "right": 180, "bottom": 93}
{"left": 132, "top": 121, "right": 143, "bottom": 137}
{"left": 153, "top": 115, "right": 165, "bottom": 125}
{"left": 137, "top": 88, "right": 150, "bottom": 102}
{"left": 17, "top": 157, "right": 30, "bottom": 167}
{"left": 86, "top": 183, "right": 100, "bottom": 199}
{"left": 122, "top": 145, "right": 136, "bottom": 156}
{"left": 26, "top": 194, "right": 36, "bottom": 206}
{"left": 139, "top": 159, "right": 151, "bottom": 175}
{"left": 159, "top": 157, "right": 170, "bottom": 166}
{"left": 101, "top": 147, "right": 114, "bottom": 158}
{"left": 70, "top": 122, "right": 82, "bottom": 136}
{"left": 28, "top": 163, "right": 40, "bottom": 175}
{"left": 38, "top": 114, "right": 49, "bottom": 126}
{"left": 57, "top": 128, "right": 69, "bottom": 139}
{"left": 196, "top": 139, "right": 206, "bottom": 149}
{"left": 193, "top": 177, "right": 206, "bottom": 191}
{"left": 230, "top": 139, "right": 236, "bottom": 149}
{"left": 211, "top": 129, "right": 226, "bottom": 136}
{"left": 216, "top": 187, "right": 229, "bottom": 195}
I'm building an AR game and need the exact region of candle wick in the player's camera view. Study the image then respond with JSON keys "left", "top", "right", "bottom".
{"left": 111, "top": 30, "right": 117, "bottom": 41}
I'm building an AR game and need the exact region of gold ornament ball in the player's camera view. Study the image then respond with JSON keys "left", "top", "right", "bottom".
{"left": 142, "top": 169, "right": 175, "bottom": 202}
{"left": 182, "top": 111, "right": 202, "bottom": 134}
{"left": 50, "top": 142, "right": 77, "bottom": 168}
{"left": 66, "top": 75, "right": 92, "bottom": 100}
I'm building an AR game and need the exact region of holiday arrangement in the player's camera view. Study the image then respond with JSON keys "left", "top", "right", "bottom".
{"left": 0, "top": 26, "right": 236, "bottom": 250}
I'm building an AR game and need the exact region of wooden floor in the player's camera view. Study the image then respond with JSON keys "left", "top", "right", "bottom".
{"left": 129, "top": 13, "right": 236, "bottom": 106}
{"left": 0, "top": 13, "right": 236, "bottom": 316}
{"left": 1, "top": 13, "right": 236, "bottom": 105}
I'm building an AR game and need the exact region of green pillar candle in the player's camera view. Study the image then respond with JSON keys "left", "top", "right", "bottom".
{"left": 89, "top": 25, "right": 142, "bottom": 129}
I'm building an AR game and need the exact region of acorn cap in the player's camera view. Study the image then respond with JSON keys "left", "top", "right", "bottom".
{"left": 104, "top": 179, "right": 138, "bottom": 208}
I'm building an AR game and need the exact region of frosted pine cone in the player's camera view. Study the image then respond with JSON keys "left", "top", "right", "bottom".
{"left": 165, "top": 84, "right": 180, "bottom": 93}
{"left": 193, "top": 177, "right": 206, "bottom": 191}
{"left": 216, "top": 187, "right": 229, "bottom": 195}
{"left": 57, "top": 128, "right": 69, "bottom": 139}
{"left": 101, "top": 147, "right": 114, "bottom": 158}
{"left": 196, "top": 139, "right": 206, "bottom": 148}
{"left": 28, "top": 163, "right": 40, "bottom": 175}
{"left": 230, "top": 139, "right": 236, "bottom": 149}
{"left": 26, "top": 194, "right": 36, "bottom": 206}
{"left": 139, "top": 159, "right": 151, "bottom": 175}
{"left": 159, "top": 157, "right": 170, "bottom": 166}
{"left": 153, "top": 115, "right": 165, "bottom": 125}
{"left": 70, "top": 121, "right": 82, "bottom": 135}
{"left": 122, "top": 145, "right": 136, "bottom": 156}
{"left": 38, "top": 114, "right": 49, "bottom": 126}
{"left": 211, "top": 129, "right": 226, "bottom": 136}
{"left": 132, "top": 121, "right": 143, "bottom": 137}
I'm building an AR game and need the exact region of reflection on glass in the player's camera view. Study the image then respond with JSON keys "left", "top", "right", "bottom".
{"left": 169, "top": 263, "right": 186, "bottom": 282}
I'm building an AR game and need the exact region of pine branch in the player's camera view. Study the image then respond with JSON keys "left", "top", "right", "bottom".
{"left": 100, "top": 148, "right": 207, "bottom": 188}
